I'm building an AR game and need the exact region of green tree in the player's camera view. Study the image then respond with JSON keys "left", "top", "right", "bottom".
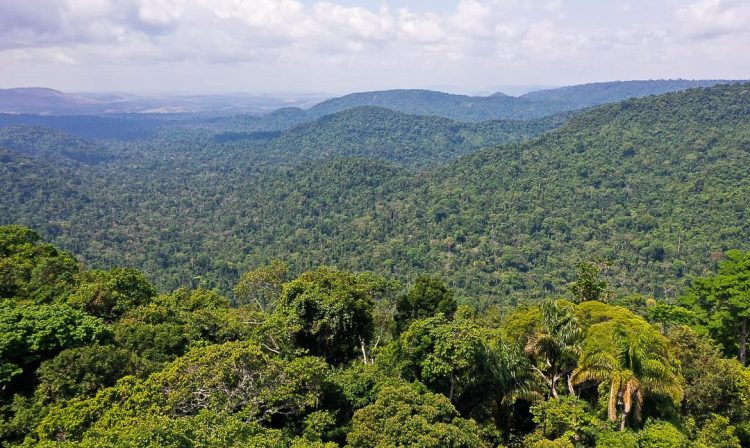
{"left": 529, "top": 396, "right": 598, "bottom": 446}
{"left": 667, "top": 326, "right": 750, "bottom": 434}
{"left": 386, "top": 313, "right": 528, "bottom": 416}
{"left": 572, "top": 303, "right": 683, "bottom": 430}
{"left": 67, "top": 268, "right": 156, "bottom": 321}
{"left": 36, "top": 345, "right": 146, "bottom": 402}
{"left": 682, "top": 250, "right": 750, "bottom": 364}
{"left": 393, "top": 275, "right": 457, "bottom": 335}
{"left": 522, "top": 300, "right": 582, "bottom": 398}
{"left": 639, "top": 420, "right": 687, "bottom": 448}
{"left": 0, "top": 225, "right": 79, "bottom": 303}
{"left": 595, "top": 429, "right": 639, "bottom": 448}
{"left": 30, "top": 341, "right": 329, "bottom": 445}
{"left": 274, "top": 268, "right": 376, "bottom": 365}
{"left": 0, "top": 300, "right": 106, "bottom": 389}
{"left": 693, "top": 415, "right": 741, "bottom": 448}
{"left": 347, "top": 384, "right": 489, "bottom": 448}
{"left": 234, "top": 260, "right": 288, "bottom": 311}
{"left": 567, "top": 262, "right": 611, "bottom": 304}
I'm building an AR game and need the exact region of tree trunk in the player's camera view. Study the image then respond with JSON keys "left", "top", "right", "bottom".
{"left": 566, "top": 374, "right": 576, "bottom": 396}
{"left": 740, "top": 317, "right": 747, "bottom": 365}
{"left": 359, "top": 338, "right": 369, "bottom": 364}
{"left": 551, "top": 374, "right": 559, "bottom": 399}
{"left": 449, "top": 374, "right": 455, "bottom": 402}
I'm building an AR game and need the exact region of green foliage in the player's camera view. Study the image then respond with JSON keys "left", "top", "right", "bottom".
{"left": 4, "top": 84, "right": 749, "bottom": 307}
{"left": 568, "top": 262, "right": 611, "bottom": 304}
{"left": 394, "top": 275, "right": 457, "bottom": 335}
{"left": 67, "top": 268, "right": 157, "bottom": 321}
{"left": 682, "top": 250, "right": 750, "bottom": 364}
{"left": 0, "top": 300, "right": 106, "bottom": 388}
{"left": 234, "top": 259, "right": 288, "bottom": 310}
{"left": 265, "top": 106, "right": 568, "bottom": 168}
{"left": 36, "top": 345, "right": 146, "bottom": 402}
{"left": 29, "top": 341, "right": 329, "bottom": 445}
{"left": 572, "top": 302, "right": 683, "bottom": 428}
{"left": 347, "top": 384, "right": 489, "bottom": 448}
{"left": 693, "top": 415, "right": 741, "bottom": 448}
{"left": 646, "top": 304, "right": 700, "bottom": 332}
{"left": 386, "top": 313, "right": 528, "bottom": 417}
{"left": 517, "top": 300, "right": 582, "bottom": 398}
{"left": 0, "top": 225, "right": 78, "bottom": 303}
{"left": 638, "top": 420, "right": 687, "bottom": 448}
{"left": 275, "top": 268, "right": 377, "bottom": 365}
{"left": 667, "top": 326, "right": 750, "bottom": 438}
{"left": 595, "top": 429, "right": 639, "bottom": 448}
{"left": 530, "top": 396, "right": 598, "bottom": 444}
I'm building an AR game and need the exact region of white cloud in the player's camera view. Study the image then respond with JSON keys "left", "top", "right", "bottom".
{"left": 0, "top": 0, "right": 747, "bottom": 93}
{"left": 677, "top": 0, "right": 750, "bottom": 39}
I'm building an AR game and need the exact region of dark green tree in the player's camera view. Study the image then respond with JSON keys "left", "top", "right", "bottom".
{"left": 0, "top": 300, "right": 107, "bottom": 390}
{"left": 66, "top": 268, "right": 156, "bottom": 322}
{"left": 682, "top": 250, "right": 750, "bottom": 364}
{"left": 394, "top": 275, "right": 457, "bottom": 335}
{"left": 274, "top": 267, "right": 376, "bottom": 365}
{"left": 347, "top": 384, "right": 489, "bottom": 448}
{"left": 567, "top": 262, "right": 610, "bottom": 304}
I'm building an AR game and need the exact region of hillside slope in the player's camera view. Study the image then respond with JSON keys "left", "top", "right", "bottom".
{"left": 520, "top": 79, "right": 742, "bottom": 109}
{"left": 245, "top": 106, "right": 569, "bottom": 167}
{"left": 224, "top": 79, "right": 745, "bottom": 130}
{"left": 1, "top": 83, "right": 749, "bottom": 305}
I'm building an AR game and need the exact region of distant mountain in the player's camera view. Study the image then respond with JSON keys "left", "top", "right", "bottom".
{"left": 0, "top": 88, "right": 322, "bottom": 115}
{"left": 3, "top": 83, "right": 750, "bottom": 302}
{"left": 259, "top": 106, "right": 568, "bottom": 167}
{"left": 520, "top": 79, "right": 743, "bottom": 109}
{"left": 0, "top": 126, "right": 114, "bottom": 164}
{"left": 0, "top": 88, "right": 98, "bottom": 115}
{"left": 304, "top": 89, "right": 551, "bottom": 121}
{"left": 2, "top": 80, "right": 745, "bottom": 129}
{"left": 224, "top": 79, "right": 748, "bottom": 130}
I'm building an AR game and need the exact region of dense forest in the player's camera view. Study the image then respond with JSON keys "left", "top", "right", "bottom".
{"left": 277, "top": 80, "right": 743, "bottom": 123}
{"left": 1, "top": 225, "right": 749, "bottom": 447}
{"left": 1, "top": 83, "right": 749, "bottom": 307}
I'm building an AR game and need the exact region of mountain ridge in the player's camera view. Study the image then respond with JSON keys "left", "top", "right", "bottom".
{"left": 2, "top": 83, "right": 749, "bottom": 302}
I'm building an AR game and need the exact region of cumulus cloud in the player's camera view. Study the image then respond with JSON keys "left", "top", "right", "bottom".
{"left": 677, "top": 0, "right": 750, "bottom": 39}
{"left": 0, "top": 0, "right": 747, "bottom": 92}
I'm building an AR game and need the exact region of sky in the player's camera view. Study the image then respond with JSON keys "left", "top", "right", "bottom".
{"left": 0, "top": 0, "right": 748, "bottom": 95}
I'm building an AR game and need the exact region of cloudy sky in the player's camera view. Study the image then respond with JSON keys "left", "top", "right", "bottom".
{"left": 0, "top": 0, "right": 748, "bottom": 94}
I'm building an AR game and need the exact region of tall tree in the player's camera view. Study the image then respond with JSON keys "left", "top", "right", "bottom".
{"left": 393, "top": 275, "right": 457, "bottom": 335}
{"left": 682, "top": 250, "right": 750, "bottom": 364}
{"left": 523, "top": 300, "right": 582, "bottom": 398}
{"left": 567, "top": 262, "right": 611, "bottom": 304}
{"left": 274, "top": 267, "right": 376, "bottom": 365}
{"left": 572, "top": 312, "right": 683, "bottom": 430}
{"left": 233, "top": 260, "right": 288, "bottom": 311}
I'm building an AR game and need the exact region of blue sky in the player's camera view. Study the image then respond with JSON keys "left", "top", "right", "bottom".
{"left": 0, "top": 0, "right": 748, "bottom": 95}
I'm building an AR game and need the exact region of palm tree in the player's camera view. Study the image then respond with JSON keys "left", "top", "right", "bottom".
{"left": 572, "top": 323, "right": 683, "bottom": 430}
{"left": 524, "top": 300, "right": 582, "bottom": 398}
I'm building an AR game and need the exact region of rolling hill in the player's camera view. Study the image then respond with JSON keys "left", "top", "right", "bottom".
{"left": 1, "top": 83, "right": 749, "bottom": 306}
{"left": 219, "top": 106, "right": 570, "bottom": 168}
{"left": 519, "top": 79, "right": 743, "bottom": 109}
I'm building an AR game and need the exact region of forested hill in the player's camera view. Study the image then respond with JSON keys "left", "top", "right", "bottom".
{"left": 256, "top": 106, "right": 569, "bottom": 168}
{"left": 1, "top": 83, "right": 749, "bottom": 305}
{"left": 305, "top": 89, "right": 548, "bottom": 121}
{"left": 391, "top": 83, "right": 750, "bottom": 301}
{"left": 519, "top": 79, "right": 741, "bottom": 109}
{"left": 279, "top": 79, "right": 744, "bottom": 124}
{"left": 173, "top": 79, "right": 747, "bottom": 133}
